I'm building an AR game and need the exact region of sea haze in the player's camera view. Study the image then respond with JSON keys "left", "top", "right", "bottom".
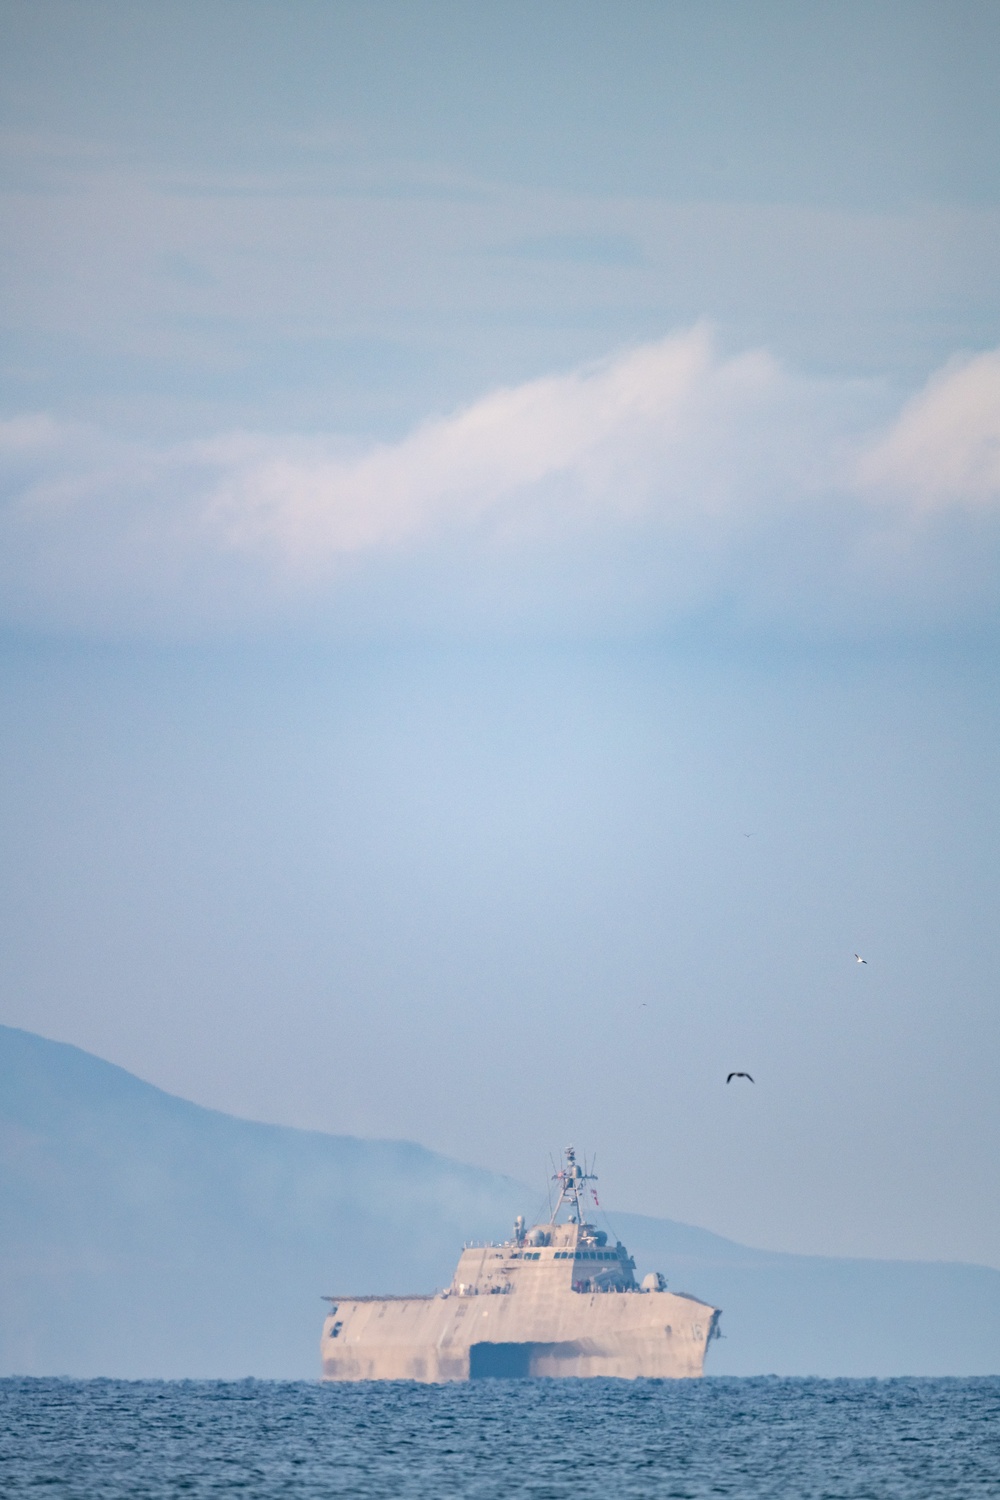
{"left": 2, "top": 1024, "right": 999, "bottom": 1380}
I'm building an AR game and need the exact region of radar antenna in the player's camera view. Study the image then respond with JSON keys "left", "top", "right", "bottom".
{"left": 549, "top": 1144, "right": 597, "bottom": 1225}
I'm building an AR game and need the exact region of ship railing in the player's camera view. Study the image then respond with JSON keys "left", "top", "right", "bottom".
{"left": 321, "top": 1293, "right": 437, "bottom": 1303}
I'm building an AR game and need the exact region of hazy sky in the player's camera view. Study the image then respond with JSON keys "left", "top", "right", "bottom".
{"left": 1, "top": 2, "right": 999, "bottom": 1266}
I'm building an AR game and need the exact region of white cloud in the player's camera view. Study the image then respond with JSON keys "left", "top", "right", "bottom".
{"left": 857, "top": 350, "right": 1000, "bottom": 510}
{"left": 202, "top": 328, "right": 819, "bottom": 560}
{"left": 1, "top": 329, "right": 998, "bottom": 640}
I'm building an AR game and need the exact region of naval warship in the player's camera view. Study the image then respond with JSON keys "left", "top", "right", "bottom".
{"left": 321, "top": 1146, "right": 721, "bottom": 1381}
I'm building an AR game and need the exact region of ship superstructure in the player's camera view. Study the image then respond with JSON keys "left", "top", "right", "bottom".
{"left": 321, "top": 1146, "right": 721, "bottom": 1381}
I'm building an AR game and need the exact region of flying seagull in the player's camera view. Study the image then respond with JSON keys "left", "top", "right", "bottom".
{"left": 726, "top": 1071, "right": 754, "bottom": 1084}
{"left": 855, "top": 953, "right": 867, "bottom": 964}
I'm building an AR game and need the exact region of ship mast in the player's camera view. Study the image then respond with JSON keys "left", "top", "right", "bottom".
{"left": 550, "top": 1144, "right": 597, "bottom": 1225}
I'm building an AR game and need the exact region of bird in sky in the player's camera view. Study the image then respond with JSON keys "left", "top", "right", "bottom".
{"left": 726, "top": 1071, "right": 754, "bottom": 1084}
{"left": 855, "top": 953, "right": 867, "bottom": 964}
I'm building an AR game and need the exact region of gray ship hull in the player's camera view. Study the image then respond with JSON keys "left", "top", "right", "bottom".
{"left": 322, "top": 1287, "right": 719, "bottom": 1381}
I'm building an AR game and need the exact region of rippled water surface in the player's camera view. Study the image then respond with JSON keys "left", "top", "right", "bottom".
{"left": 2, "top": 1377, "right": 999, "bottom": 1498}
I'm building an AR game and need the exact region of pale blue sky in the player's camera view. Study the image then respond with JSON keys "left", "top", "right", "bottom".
{"left": 1, "top": 2, "right": 999, "bottom": 1265}
{"left": 3, "top": 0, "right": 1000, "bottom": 442}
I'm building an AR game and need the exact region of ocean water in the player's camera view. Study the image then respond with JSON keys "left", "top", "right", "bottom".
{"left": 1, "top": 1377, "right": 998, "bottom": 1498}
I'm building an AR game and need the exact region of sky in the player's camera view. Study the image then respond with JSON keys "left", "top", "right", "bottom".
{"left": 1, "top": 1, "right": 999, "bottom": 1267}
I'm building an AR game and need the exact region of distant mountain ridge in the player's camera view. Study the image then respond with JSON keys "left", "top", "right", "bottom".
{"left": 2, "top": 1024, "right": 998, "bottom": 1378}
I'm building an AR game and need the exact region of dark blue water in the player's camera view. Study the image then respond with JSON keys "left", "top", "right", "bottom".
{"left": 2, "top": 1377, "right": 998, "bottom": 1498}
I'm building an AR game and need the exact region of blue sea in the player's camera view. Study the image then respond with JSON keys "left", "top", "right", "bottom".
{"left": 1, "top": 1377, "right": 998, "bottom": 1498}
